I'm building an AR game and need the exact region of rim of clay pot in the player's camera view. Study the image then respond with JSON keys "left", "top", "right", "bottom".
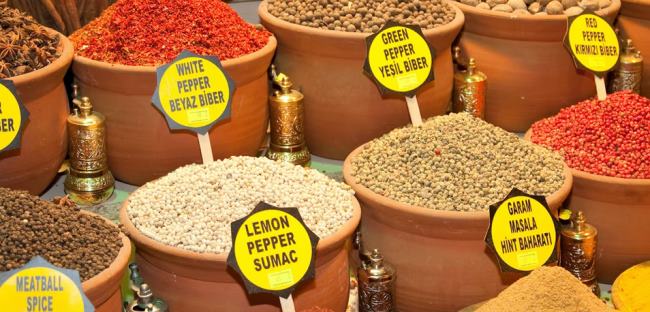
{"left": 258, "top": 0, "right": 465, "bottom": 42}
{"left": 72, "top": 35, "right": 277, "bottom": 73}
{"left": 80, "top": 211, "right": 132, "bottom": 303}
{"left": 454, "top": 0, "right": 621, "bottom": 41}
{"left": 524, "top": 129, "right": 650, "bottom": 186}
{"left": 620, "top": 0, "right": 650, "bottom": 19}
{"left": 342, "top": 143, "right": 573, "bottom": 222}
{"left": 8, "top": 27, "right": 73, "bottom": 86}
{"left": 119, "top": 192, "right": 361, "bottom": 265}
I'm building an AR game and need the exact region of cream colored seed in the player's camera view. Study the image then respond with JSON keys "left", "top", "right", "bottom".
{"left": 128, "top": 157, "right": 354, "bottom": 254}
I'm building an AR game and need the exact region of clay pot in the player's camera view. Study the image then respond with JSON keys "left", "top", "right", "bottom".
{"left": 524, "top": 130, "right": 650, "bottom": 283}
{"left": 454, "top": 2, "right": 621, "bottom": 132}
{"left": 72, "top": 37, "right": 277, "bottom": 185}
{"left": 119, "top": 196, "right": 361, "bottom": 311}
{"left": 258, "top": 2, "right": 465, "bottom": 160}
{"left": 81, "top": 211, "right": 132, "bottom": 312}
{"left": 617, "top": 0, "right": 650, "bottom": 97}
{"left": 342, "top": 145, "right": 573, "bottom": 312}
{"left": 0, "top": 29, "right": 72, "bottom": 194}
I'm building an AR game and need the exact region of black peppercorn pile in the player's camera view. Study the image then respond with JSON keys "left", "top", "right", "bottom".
{"left": 267, "top": 0, "right": 456, "bottom": 33}
{"left": 0, "top": 188, "right": 122, "bottom": 281}
{"left": 0, "top": 7, "right": 61, "bottom": 78}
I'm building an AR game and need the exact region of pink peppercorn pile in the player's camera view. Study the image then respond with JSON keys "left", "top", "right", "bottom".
{"left": 70, "top": 0, "right": 270, "bottom": 66}
{"left": 531, "top": 91, "right": 650, "bottom": 179}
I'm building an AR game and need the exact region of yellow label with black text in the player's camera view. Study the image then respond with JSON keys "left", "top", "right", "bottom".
{"left": 158, "top": 56, "right": 230, "bottom": 128}
{"left": 368, "top": 26, "right": 433, "bottom": 93}
{"left": 0, "top": 267, "right": 85, "bottom": 312}
{"left": 490, "top": 196, "right": 557, "bottom": 271}
{"left": 0, "top": 83, "right": 22, "bottom": 151}
{"left": 233, "top": 209, "right": 313, "bottom": 291}
{"left": 567, "top": 14, "right": 619, "bottom": 73}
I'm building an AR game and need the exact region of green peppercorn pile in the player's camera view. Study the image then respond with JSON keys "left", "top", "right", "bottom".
{"left": 0, "top": 188, "right": 122, "bottom": 281}
{"left": 351, "top": 113, "right": 566, "bottom": 212}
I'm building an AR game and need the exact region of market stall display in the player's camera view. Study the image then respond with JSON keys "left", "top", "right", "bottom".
{"left": 529, "top": 91, "right": 650, "bottom": 283}
{"left": 259, "top": 0, "right": 464, "bottom": 160}
{"left": 0, "top": 188, "right": 132, "bottom": 311}
{"left": 454, "top": 0, "right": 620, "bottom": 132}
{"left": 617, "top": 0, "right": 650, "bottom": 97}
{"left": 0, "top": 7, "right": 71, "bottom": 194}
{"left": 120, "top": 156, "right": 361, "bottom": 311}
{"left": 70, "top": 0, "right": 276, "bottom": 185}
{"left": 343, "top": 113, "right": 573, "bottom": 311}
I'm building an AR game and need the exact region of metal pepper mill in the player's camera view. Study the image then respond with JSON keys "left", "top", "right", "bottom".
{"left": 266, "top": 66, "right": 310, "bottom": 166}
{"left": 453, "top": 58, "right": 487, "bottom": 119}
{"left": 609, "top": 39, "right": 643, "bottom": 94}
{"left": 560, "top": 211, "right": 600, "bottom": 297}
{"left": 64, "top": 86, "right": 114, "bottom": 205}
{"left": 127, "top": 284, "right": 168, "bottom": 312}
{"left": 358, "top": 249, "right": 396, "bottom": 312}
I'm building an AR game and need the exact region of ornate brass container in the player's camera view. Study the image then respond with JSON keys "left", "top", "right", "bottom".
{"left": 64, "top": 93, "right": 114, "bottom": 205}
{"left": 609, "top": 39, "right": 643, "bottom": 94}
{"left": 127, "top": 284, "right": 168, "bottom": 312}
{"left": 358, "top": 249, "right": 396, "bottom": 312}
{"left": 453, "top": 58, "right": 487, "bottom": 119}
{"left": 266, "top": 68, "right": 310, "bottom": 166}
{"left": 560, "top": 211, "right": 600, "bottom": 296}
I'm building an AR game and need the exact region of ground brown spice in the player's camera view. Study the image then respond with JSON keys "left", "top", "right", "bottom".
{"left": 477, "top": 266, "right": 612, "bottom": 312}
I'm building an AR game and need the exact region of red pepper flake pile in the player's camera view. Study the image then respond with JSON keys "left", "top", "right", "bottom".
{"left": 531, "top": 91, "right": 650, "bottom": 179}
{"left": 70, "top": 0, "right": 270, "bottom": 66}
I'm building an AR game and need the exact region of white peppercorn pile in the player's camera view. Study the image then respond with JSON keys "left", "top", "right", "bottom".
{"left": 127, "top": 157, "right": 355, "bottom": 254}
{"left": 351, "top": 113, "right": 565, "bottom": 212}
{"left": 457, "top": 0, "right": 612, "bottom": 15}
{"left": 267, "top": 0, "right": 456, "bottom": 33}
{"left": 0, "top": 188, "right": 122, "bottom": 281}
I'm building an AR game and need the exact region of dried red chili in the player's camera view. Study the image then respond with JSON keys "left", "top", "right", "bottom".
{"left": 69, "top": 0, "right": 270, "bottom": 66}
{"left": 531, "top": 91, "right": 650, "bottom": 179}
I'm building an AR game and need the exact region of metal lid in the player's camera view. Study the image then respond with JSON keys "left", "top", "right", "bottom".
{"left": 621, "top": 39, "right": 643, "bottom": 65}
{"left": 561, "top": 211, "right": 598, "bottom": 240}
{"left": 271, "top": 65, "right": 304, "bottom": 104}
{"left": 455, "top": 58, "right": 487, "bottom": 83}
{"left": 365, "top": 249, "right": 394, "bottom": 281}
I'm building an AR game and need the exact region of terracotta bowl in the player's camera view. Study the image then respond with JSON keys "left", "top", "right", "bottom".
{"left": 0, "top": 28, "right": 72, "bottom": 194}
{"left": 81, "top": 211, "right": 132, "bottom": 312}
{"left": 525, "top": 129, "right": 650, "bottom": 283}
{"left": 119, "top": 195, "right": 361, "bottom": 311}
{"left": 259, "top": 1, "right": 465, "bottom": 160}
{"left": 342, "top": 144, "right": 573, "bottom": 312}
{"left": 617, "top": 0, "right": 650, "bottom": 97}
{"left": 454, "top": 1, "right": 621, "bottom": 132}
{"left": 71, "top": 37, "right": 277, "bottom": 185}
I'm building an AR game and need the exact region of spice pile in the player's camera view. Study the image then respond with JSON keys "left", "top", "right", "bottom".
{"left": 0, "top": 7, "right": 61, "bottom": 78}
{"left": 127, "top": 157, "right": 355, "bottom": 254}
{"left": 477, "top": 266, "right": 611, "bottom": 311}
{"left": 531, "top": 91, "right": 650, "bottom": 179}
{"left": 0, "top": 188, "right": 122, "bottom": 281}
{"left": 70, "top": 0, "right": 270, "bottom": 66}
{"left": 267, "top": 0, "right": 456, "bottom": 32}
{"left": 458, "top": 0, "right": 612, "bottom": 15}
{"left": 351, "top": 113, "right": 565, "bottom": 212}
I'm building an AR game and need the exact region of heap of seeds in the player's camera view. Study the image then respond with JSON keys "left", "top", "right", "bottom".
{"left": 267, "top": 0, "right": 456, "bottom": 33}
{"left": 70, "top": 0, "right": 271, "bottom": 66}
{"left": 0, "top": 7, "right": 61, "bottom": 78}
{"left": 351, "top": 113, "right": 565, "bottom": 212}
{"left": 477, "top": 266, "right": 611, "bottom": 311}
{"left": 127, "top": 157, "right": 355, "bottom": 254}
{"left": 0, "top": 188, "right": 122, "bottom": 281}
{"left": 458, "top": 0, "right": 612, "bottom": 15}
{"left": 531, "top": 91, "right": 650, "bottom": 179}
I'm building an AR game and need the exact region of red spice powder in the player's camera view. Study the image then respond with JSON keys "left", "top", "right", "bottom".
{"left": 70, "top": 0, "right": 270, "bottom": 66}
{"left": 531, "top": 91, "right": 650, "bottom": 179}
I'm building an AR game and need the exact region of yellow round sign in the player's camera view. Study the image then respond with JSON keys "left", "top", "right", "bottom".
{"left": 567, "top": 13, "right": 620, "bottom": 74}
{"left": 232, "top": 208, "right": 315, "bottom": 292}
{"left": 0, "top": 267, "right": 85, "bottom": 312}
{"left": 153, "top": 51, "right": 233, "bottom": 133}
{"left": 0, "top": 82, "right": 23, "bottom": 151}
{"left": 490, "top": 195, "right": 557, "bottom": 271}
{"left": 365, "top": 23, "right": 434, "bottom": 94}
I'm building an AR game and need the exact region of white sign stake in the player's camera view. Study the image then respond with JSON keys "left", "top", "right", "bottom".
{"left": 594, "top": 75, "right": 607, "bottom": 101}
{"left": 405, "top": 95, "right": 423, "bottom": 126}
{"left": 197, "top": 132, "right": 214, "bottom": 163}
{"left": 280, "top": 295, "right": 296, "bottom": 312}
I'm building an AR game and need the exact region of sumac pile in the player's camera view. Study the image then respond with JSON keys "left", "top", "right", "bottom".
{"left": 531, "top": 91, "right": 650, "bottom": 179}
